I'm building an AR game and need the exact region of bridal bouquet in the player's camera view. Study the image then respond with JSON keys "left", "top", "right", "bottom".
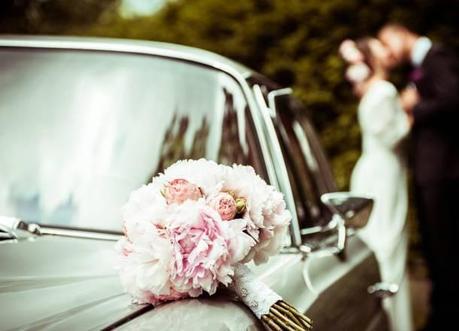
{"left": 116, "top": 159, "right": 312, "bottom": 330}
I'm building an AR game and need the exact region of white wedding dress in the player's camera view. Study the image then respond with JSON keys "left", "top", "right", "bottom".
{"left": 350, "top": 80, "right": 413, "bottom": 331}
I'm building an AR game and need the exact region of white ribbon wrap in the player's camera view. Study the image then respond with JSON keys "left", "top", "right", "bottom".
{"left": 230, "top": 264, "right": 282, "bottom": 319}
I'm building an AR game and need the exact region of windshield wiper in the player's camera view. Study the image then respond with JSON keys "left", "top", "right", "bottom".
{"left": 0, "top": 216, "right": 121, "bottom": 241}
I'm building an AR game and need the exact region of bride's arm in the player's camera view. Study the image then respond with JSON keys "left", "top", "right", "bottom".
{"left": 363, "top": 84, "right": 410, "bottom": 147}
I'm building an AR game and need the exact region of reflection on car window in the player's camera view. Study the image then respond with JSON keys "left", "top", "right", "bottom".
{"left": 0, "top": 48, "right": 266, "bottom": 231}
{"left": 295, "top": 115, "right": 337, "bottom": 195}
{"left": 273, "top": 94, "right": 335, "bottom": 228}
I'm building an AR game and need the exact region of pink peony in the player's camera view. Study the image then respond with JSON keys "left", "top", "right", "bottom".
{"left": 168, "top": 203, "right": 233, "bottom": 296}
{"left": 222, "top": 164, "right": 291, "bottom": 264}
{"left": 144, "top": 289, "right": 188, "bottom": 305}
{"left": 159, "top": 159, "right": 225, "bottom": 197}
{"left": 163, "top": 179, "right": 202, "bottom": 204}
{"left": 116, "top": 229, "right": 177, "bottom": 305}
{"left": 208, "top": 192, "right": 237, "bottom": 221}
{"left": 116, "top": 159, "right": 292, "bottom": 306}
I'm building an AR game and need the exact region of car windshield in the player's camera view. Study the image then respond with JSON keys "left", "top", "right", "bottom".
{"left": 0, "top": 47, "right": 266, "bottom": 232}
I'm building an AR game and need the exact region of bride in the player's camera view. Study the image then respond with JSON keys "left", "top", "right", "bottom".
{"left": 340, "top": 38, "right": 413, "bottom": 331}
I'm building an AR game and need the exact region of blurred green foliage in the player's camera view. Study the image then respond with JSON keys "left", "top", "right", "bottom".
{"left": 1, "top": 0, "right": 458, "bottom": 190}
{"left": 0, "top": 0, "right": 119, "bottom": 33}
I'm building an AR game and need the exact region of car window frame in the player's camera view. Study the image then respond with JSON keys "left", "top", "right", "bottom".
{"left": 248, "top": 78, "right": 337, "bottom": 230}
{"left": 250, "top": 84, "right": 302, "bottom": 247}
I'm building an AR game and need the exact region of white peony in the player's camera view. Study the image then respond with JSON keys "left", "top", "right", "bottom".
{"left": 115, "top": 229, "right": 176, "bottom": 304}
{"left": 222, "top": 164, "right": 291, "bottom": 264}
{"left": 116, "top": 158, "right": 292, "bottom": 305}
{"left": 156, "top": 159, "right": 225, "bottom": 197}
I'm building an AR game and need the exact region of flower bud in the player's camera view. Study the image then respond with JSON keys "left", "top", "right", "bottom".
{"left": 209, "top": 192, "right": 237, "bottom": 221}
{"left": 235, "top": 197, "right": 247, "bottom": 215}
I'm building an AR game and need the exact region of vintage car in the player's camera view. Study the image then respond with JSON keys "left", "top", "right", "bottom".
{"left": 0, "top": 36, "right": 392, "bottom": 330}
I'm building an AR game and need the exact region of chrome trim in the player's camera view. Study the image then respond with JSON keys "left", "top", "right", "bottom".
{"left": 293, "top": 122, "right": 320, "bottom": 173}
{"left": 252, "top": 84, "right": 301, "bottom": 247}
{"left": 368, "top": 282, "right": 399, "bottom": 298}
{"left": 267, "top": 87, "right": 293, "bottom": 118}
{"left": 0, "top": 35, "right": 252, "bottom": 78}
{"left": 300, "top": 214, "right": 348, "bottom": 257}
{"left": 0, "top": 232, "right": 14, "bottom": 240}
{"left": 37, "top": 226, "right": 122, "bottom": 241}
{"left": 300, "top": 226, "right": 326, "bottom": 236}
{"left": 1, "top": 215, "right": 122, "bottom": 241}
{"left": 239, "top": 86, "right": 278, "bottom": 190}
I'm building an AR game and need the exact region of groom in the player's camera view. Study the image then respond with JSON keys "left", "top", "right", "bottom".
{"left": 379, "top": 23, "right": 459, "bottom": 329}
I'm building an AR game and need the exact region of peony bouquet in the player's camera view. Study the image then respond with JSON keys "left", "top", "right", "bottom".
{"left": 116, "top": 159, "right": 312, "bottom": 330}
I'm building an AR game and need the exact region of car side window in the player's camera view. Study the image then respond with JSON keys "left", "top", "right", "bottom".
{"left": 273, "top": 94, "right": 336, "bottom": 228}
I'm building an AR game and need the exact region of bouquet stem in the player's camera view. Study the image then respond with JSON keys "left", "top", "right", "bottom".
{"left": 231, "top": 264, "right": 312, "bottom": 331}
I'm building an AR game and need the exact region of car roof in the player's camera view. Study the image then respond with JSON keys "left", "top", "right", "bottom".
{"left": 0, "top": 35, "right": 255, "bottom": 80}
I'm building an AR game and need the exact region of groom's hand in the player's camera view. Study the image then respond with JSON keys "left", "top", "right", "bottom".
{"left": 401, "top": 87, "right": 420, "bottom": 114}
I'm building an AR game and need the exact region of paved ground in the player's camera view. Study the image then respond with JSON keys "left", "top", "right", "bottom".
{"left": 409, "top": 257, "right": 431, "bottom": 330}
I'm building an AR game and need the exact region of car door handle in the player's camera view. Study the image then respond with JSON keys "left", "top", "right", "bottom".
{"left": 368, "top": 282, "right": 399, "bottom": 298}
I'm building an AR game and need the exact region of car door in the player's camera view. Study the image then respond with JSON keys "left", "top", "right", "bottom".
{"left": 257, "top": 86, "right": 390, "bottom": 331}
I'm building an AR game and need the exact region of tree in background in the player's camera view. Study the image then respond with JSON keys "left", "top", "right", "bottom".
{"left": 0, "top": 0, "right": 119, "bottom": 33}
{"left": 1, "top": 0, "right": 458, "bottom": 189}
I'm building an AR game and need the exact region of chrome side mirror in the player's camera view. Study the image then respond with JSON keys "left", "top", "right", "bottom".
{"left": 320, "top": 192, "right": 373, "bottom": 230}
{"left": 298, "top": 192, "right": 373, "bottom": 258}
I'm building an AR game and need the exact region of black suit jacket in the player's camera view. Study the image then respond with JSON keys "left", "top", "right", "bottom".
{"left": 412, "top": 44, "right": 459, "bottom": 185}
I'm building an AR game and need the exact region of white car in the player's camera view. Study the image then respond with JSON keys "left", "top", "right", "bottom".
{"left": 0, "top": 36, "right": 391, "bottom": 330}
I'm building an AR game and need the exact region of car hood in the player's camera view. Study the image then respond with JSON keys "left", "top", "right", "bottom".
{"left": 0, "top": 235, "right": 307, "bottom": 330}
{"left": 0, "top": 235, "right": 145, "bottom": 330}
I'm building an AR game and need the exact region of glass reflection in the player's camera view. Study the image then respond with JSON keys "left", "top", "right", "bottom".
{"left": 0, "top": 48, "right": 266, "bottom": 231}
{"left": 273, "top": 94, "right": 335, "bottom": 228}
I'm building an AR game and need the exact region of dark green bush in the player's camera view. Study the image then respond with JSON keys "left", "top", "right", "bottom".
{"left": 2, "top": 0, "right": 458, "bottom": 189}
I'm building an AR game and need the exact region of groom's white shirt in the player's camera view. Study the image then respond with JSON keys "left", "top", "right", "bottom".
{"left": 411, "top": 36, "right": 432, "bottom": 67}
